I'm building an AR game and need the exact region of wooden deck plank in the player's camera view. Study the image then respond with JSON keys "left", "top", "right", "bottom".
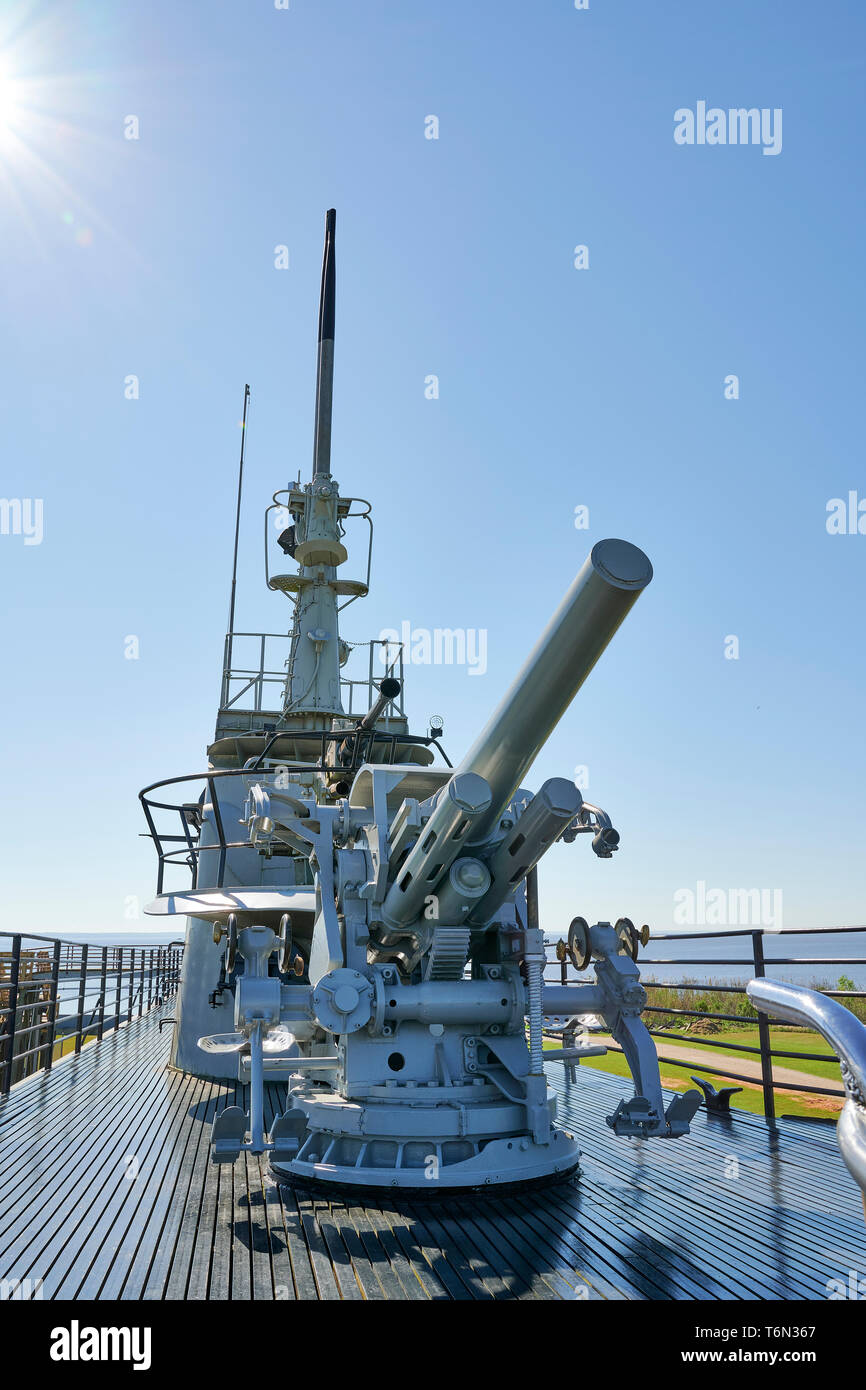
{"left": 93, "top": 1072, "right": 210, "bottom": 1301}
{"left": 345, "top": 1203, "right": 430, "bottom": 1301}
{"left": 207, "top": 1156, "right": 236, "bottom": 1301}
{"left": 115, "top": 1076, "right": 216, "bottom": 1301}
{"left": 272, "top": 1177, "right": 320, "bottom": 1300}
{"left": 142, "top": 1081, "right": 222, "bottom": 1300}
{"left": 378, "top": 1204, "right": 474, "bottom": 1301}
{"left": 402, "top": 1204, "right": 499, "bottom": 1300}
{"left": 0, "top": 1043, "right": 179, "bottom": 1292}
{"left": 54, "top": 1070, "right": 209, "bottom": 1300}
{"left": 161, "top": 1084, "right": 225, "bottom": 1300}
{"left": 2, "top": 1008, "right": 865, "bottom": 1302}
{"left": 0, "top": 1018, "right": 168, "bottom": 1230}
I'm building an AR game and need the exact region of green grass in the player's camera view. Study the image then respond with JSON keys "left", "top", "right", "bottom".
{"left": 553, "top": 1046, "right": 840, "bottom": 1119}
{"left": 542, "top": 971, "right": 861, "bottom": 1119}
{"left": 642, "top": 973, "right": 866, "bottom": 1029}
{"left": 651, "top": 1026, "right": 844, "bottom": 1083}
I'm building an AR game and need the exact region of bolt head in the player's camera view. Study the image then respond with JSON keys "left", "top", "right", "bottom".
{"left": 333, "top": 985, "right": 360, "bottom": 1014}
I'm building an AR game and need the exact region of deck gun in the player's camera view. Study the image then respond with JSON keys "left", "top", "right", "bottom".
{"left": 185, "top": 208, "right": 701, "bottom": 1190}
{"left": 208, "top": 538, "right": 702, "bottom": 1189}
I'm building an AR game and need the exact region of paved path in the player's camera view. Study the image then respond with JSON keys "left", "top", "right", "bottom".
{"left": 593, "top": 1035, "right": 845, "bottom": 1096}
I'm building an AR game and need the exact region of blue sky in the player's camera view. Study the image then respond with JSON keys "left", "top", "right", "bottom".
{"left": 0, "top": 0, "right": 863, "bottom": 938}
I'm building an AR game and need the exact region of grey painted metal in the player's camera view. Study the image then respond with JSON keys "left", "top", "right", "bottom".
{"left": 455, "top": 538, "right": 652, "bottom": 843}
{"left": 747, "top": 976, "right": 866, "bottom": 1198}
{"left": 141, "top": 210, "right": 697, "bottom": 1191}
{"left": 358, "top": 676, "right": 401, "bottom": 730}
{"left": 312, "top": 208, "right": 336, "bottom": 477}
{"left": 469, "top": 777, "right": 582, "bottom": 924}
{"left": 379, "top": 772, "right": 492, "bottom": 931}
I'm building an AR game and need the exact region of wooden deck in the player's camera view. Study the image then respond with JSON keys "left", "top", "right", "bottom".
{"left": 1, "top": 1004, "right": 864, "bottom": 1301}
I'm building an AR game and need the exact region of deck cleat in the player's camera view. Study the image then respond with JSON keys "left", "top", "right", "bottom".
{"left": 690, "top": 1076, "right": 743, "bottom": 1115}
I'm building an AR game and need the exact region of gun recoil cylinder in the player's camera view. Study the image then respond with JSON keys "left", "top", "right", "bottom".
{"left": 467, "top": 776, "right": 583, "bottom": 925}
{"left": 379, "top": 772, "right": 492, "bottom": 931}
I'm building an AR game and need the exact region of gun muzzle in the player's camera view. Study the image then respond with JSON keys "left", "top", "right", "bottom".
{"left": 458, "top": 538, "right": 652, "bottom": 842}
{"left": 358, "top": 677, "right": 401, "bottom": 731}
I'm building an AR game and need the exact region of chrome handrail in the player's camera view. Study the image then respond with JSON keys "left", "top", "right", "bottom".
{"left": 747, "top": 977, "right": 866, "bottom": 1202}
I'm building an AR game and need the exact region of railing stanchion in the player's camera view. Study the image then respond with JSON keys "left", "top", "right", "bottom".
{"left": 43, "top": 938, "right": 61, "bottom": 1073}
{"left": 74, "top": 944, "right": 89, "bottom": 1056}
{"left": 1, "top": 935, "right": 22, "bottom": 1095}
{"left": 751, "top": 930, "right": 776, "bottom": 1120}
{"left": 0, "top": 935, "right": 185, "bottom": 1093}
{"left": 97, "top": 946, "right": 108, "bottom": 1040}
{"left": 114, "top": 947, "right": 123, "bottom": 1034}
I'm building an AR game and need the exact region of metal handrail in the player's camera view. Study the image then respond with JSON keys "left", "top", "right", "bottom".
{"left": 545, "top": 925, "right": 866, "bottom": 1118}
{"left": 748, "top": 979, "right": 866, "bottom": 1194}
{"left": 219, "top": 628, "right": 409, "bottom": 721}
{"left": 139, "top": 732, "right": 451, "bottom": 895}
{"left": 0, "top": 934, "right": 183, "bottom": 1095}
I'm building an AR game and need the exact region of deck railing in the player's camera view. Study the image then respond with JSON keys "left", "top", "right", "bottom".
{"left": 545, "top": 924, "right": 866, "bottom": 1119}
{"left": 0, "top": 934, "right": 184, "bottom": 1095}
{"left": 139, "top": 733, "right": 451, "bottom": 896}
{"left": 7, "top": 924, "right": 860, "bottom": 1115}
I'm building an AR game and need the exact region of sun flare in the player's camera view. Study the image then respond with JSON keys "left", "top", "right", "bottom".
{"left": 0, "top": 21, "right": 122, "bottom": 257}
{"left": 0, "top": 62, "right": 24, "bottom": 143}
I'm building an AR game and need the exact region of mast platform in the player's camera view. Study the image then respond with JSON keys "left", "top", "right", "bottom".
{"left": 1, "top": 1005, "right": 863, "bottom": 1300}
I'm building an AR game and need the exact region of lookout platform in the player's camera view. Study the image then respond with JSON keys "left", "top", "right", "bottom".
{"left": 1, "top": 1004, "right": 863, "bottom": 1300}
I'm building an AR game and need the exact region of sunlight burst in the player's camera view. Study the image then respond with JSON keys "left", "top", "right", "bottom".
{"left": 0, "top": 62, "right": 24, "bottom": 146}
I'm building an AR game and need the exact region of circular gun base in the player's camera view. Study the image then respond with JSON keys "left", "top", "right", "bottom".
{"left": 269, "top": 1129, "right": 581, "bottom": 1197}
{"left": 269, "top": 1158, "right": 581, "bottom": 1203}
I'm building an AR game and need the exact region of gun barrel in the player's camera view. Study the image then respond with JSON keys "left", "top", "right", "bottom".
{"left": 358, "top": 677, "right": 401, "bottom": 731}
{"left": 313, "top": 208, "right": 336, "bottom": 477}
{"left": 458, "top": 539, "right": 652, "bottom": 842}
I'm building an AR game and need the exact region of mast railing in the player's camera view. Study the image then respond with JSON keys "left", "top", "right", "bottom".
{"left": 218, "top": 631, "right": 407, "bottom": 721}
{"left": 220, "top": 631, "right": 296, "bottom": 712}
